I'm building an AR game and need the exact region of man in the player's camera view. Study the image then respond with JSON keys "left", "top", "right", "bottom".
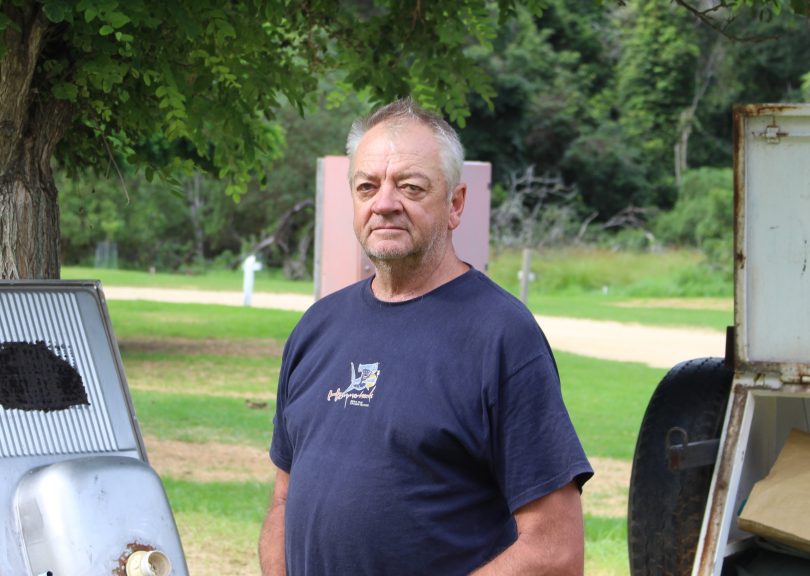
{"left": 259, "top": 98, "right": 592, "bottom": 575}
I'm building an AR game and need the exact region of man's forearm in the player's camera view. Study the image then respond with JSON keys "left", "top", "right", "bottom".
{"left": 258, "top": 500, "right": 285, "bottom": 576}
{"left": 470, "top": 483, "right": 584, "bottom": 576}
{"left": 259, "top": 468, "right": 289, "bottom": 576}
{"left": 469, "top": 537, "right": 582, "bottom": 576}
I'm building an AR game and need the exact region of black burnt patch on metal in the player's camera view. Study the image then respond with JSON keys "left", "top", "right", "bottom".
{"left": 0, "top": 341, "right": 88, "bottom": 411}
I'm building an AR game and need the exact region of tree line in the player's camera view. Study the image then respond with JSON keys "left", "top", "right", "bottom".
{"left": 4, "top": 1, "right": 807, "bottom": 279}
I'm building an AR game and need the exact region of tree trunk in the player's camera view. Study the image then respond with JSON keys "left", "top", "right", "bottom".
{"left": 0, "top": 5, "right": 72, "bottom": 279}
{"left": 186, "top": 172, "right": 206, "bottom": 264}
{"left": 674, "top": 35, "right": 725, "bottom": 188}
{"left": 0, "top": 166, "right": 61, "bottom": 279}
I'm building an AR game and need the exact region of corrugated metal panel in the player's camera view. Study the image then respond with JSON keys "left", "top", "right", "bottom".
{"left": 0, "top": 290, "right": 118, "bottom": 457}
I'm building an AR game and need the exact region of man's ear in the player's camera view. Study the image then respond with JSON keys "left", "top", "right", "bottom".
{"left": 448, "top": 184, "right": 467, "bottom": 231}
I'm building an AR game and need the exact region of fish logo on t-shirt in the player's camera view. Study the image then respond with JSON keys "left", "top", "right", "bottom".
{"left": 346, "top": 362, "right": 379, "bottom": 392}
{"left": 327, "top": 362, "right": 380, "bottom": 407}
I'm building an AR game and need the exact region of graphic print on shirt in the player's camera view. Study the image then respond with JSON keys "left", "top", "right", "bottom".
{"left": 327, "top": 362, "right": 379, "bottom": 408}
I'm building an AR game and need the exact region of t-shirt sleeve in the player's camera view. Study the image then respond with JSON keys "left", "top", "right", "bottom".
{"left": 269, "top": 343, "right": 293, "bottom": 472}
{"left": 492, "top": 351, "right": 593, "bottom": 513}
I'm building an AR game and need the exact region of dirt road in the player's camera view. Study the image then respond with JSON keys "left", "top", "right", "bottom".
{"left": 103, "top": 286, "right": 726, "bottom": 369}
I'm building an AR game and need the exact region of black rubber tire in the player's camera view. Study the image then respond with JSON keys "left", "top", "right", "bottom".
{"left": 628, "top": 357, "right": 734, "bottom": 576}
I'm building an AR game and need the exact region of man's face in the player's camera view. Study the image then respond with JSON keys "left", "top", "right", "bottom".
{"left": 350, "top": 120, "right": 462, "bottom": 268}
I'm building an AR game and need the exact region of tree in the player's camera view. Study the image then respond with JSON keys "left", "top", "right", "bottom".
{"left": 615, "top": 0, "right": 699, "bottom": 206}
{"left": 1, "top": 0, "right": 540, "bottom": 279}
{"left": 560, "top": 122, "right": 651, "bottom": 218}
{"left": 670, "top": 0, "right": 810, "bottom": 41}
{"left": 461, "top": 0, "right": 617, "bottom": 190}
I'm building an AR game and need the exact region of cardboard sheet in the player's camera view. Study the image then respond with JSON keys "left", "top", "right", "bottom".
{"left": 738, "top": 428, "right": 810, "bottom": 554}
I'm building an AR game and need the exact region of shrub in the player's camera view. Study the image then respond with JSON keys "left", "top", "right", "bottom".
{"left": 655, "top": 167, "right": 733, "bottom": 277}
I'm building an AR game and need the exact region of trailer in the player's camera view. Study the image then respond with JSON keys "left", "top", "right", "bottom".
{"left": 628, "top": 104, "right": 810, "bottom": 575}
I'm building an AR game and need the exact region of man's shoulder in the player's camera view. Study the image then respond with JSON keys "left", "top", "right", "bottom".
{"left": 310, "top": 278, "right": 367, "bottom": 309}
{"left": 461, "top": 269, "right": 537, "bottom": 323}
{"left": 292, "top": 278, "right": 368, "bottom": 331}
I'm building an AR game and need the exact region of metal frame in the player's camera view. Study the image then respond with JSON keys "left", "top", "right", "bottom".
{"left": 692, "top": 104, "right": 810, "bottom": 575}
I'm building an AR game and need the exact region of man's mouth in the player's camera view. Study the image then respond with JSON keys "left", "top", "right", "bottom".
{"left": 370, "top": 224, "right": 407, "bottom": 233}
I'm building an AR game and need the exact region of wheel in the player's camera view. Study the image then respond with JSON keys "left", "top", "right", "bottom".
{"left": 628, "top": 357, "right": 733, "bottom": 576}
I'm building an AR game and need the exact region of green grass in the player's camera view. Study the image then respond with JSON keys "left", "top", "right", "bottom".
{"left": 70, "top": 246, "right": 733, "bottom": 332}
{"left": 533, "top": 294, "right": 731, "bottom": 330}
{"left": 557, "top": 351, "right": 664, "bottom": 460}
{"left": 585, "top": 516, "right": 630, "bottom": 575}
{"left": 116, "top": 303, "right": 665, "bottom": 461}
{"left": 166, "top": 480, "right": 631, "bottom": 575}
{"left": 164, "top": 479, "right": 270, "bottom": 574}
{"left": 165, "top": 478, "right": 269, "bottom": 523}
{"left": 67, "top": 246, "right": 731, "bottom": 300}
{"left": 488, "top": 246, "right": 732, "bottom": 298}
{"left": 63, "top": 265, "right": 314, "bottom": 294}
{"left": 131, "top": 389, "right": 274, "bottom": 447}
{"left": 122, "top": 353, "right": 282, "bottom": 398}
{"left": 108, "top": 300, "right": 302, "bottom": 340}
{"left": 98, "top": 247, "right": 727, "bottom": 575}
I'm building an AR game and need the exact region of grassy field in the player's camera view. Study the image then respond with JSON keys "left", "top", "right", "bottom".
{"left": 77, "top": 247, "right": 731, "bottom": 575}
{"left": 63, "top": 265, "right": 315, "bottom": 294}
{"left": 66, "top": 245, "right": 733, "bottom": 330}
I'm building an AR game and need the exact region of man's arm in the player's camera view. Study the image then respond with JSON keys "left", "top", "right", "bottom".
{"left": 258, "top": 467, "right": 290, "bottom": 576}
{"left": 470, "top": 482, "right": 584, "bottom": 576}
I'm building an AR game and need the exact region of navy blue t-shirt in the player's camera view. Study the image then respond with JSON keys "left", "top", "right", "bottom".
{"left": 270, "top": 269, "right": 592, "bottom": 575}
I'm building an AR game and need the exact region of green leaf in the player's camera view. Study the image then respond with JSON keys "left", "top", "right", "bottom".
{"left": 225, "top": 182, "right": 243, "bottom": 200}
{"left": 0, "top": 12, "right": 20, "bottom": 34}
{"left": 99, "top": 24, "right": 114, "bottom": 35}
{"left": 42, "top": 3, "right": 67, "bottom": 23}
{"left": 791, "top": 0, "right": 810, "bottom": 15}
{"left": 53, "top": 82, "right": 79, "bottom": 102}
{"left": 107, "top": 11, "right": 131, "bottom": 29}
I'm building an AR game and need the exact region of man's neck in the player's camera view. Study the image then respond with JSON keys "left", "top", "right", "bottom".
{"left": 370, "top": 249, "right": 469, "bottom": 303}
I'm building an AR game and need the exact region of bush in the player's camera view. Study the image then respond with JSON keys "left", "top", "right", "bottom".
{"left": 655, "top": 167, "right": 733, "bottom": 277}
{"left": 560, "top": 123, "right": 653, "bottom": 219}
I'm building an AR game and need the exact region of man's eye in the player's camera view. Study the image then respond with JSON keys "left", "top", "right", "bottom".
{"left": 356, "top": 183, "right": 376, "bottom": 194}
{"left": 401, "top": 184, "right": 423, "bottom": 193}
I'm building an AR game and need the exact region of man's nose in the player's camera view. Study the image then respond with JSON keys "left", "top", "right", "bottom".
{"left": 372, "top": 181, "right": 401, "bottom": 214}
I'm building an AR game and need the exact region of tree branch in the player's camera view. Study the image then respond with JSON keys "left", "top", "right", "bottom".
{"left": 246, "top": 198, "right": 313, "bottom": 255}
{"left": 101, "top": 134, "right": 130, "bottom": 205}
{"left": 671, "top": 0, "right": 782, "bottom": 42}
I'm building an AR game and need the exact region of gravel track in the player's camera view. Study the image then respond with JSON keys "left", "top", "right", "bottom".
{"left": 104, "top": 286, "right": 726, "bottom": 368}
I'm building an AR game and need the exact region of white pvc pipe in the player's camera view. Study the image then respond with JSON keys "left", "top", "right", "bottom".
{"left": 125, "top": 550, "right": 172, "bottom": 576}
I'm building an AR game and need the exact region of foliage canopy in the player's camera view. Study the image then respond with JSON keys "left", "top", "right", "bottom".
{"left": 0, "top": 0, "right": 542, "bottom": 198}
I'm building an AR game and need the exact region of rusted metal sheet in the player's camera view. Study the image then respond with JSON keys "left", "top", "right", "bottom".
{"left": 693, "top": 385, "right": 750, "bottom": 575}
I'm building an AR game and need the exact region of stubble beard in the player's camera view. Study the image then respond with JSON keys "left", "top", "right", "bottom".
{"left": 362, "top": 221, "right": 448, "bottom": 275}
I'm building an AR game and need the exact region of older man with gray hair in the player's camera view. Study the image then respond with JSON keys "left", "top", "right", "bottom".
{"left": 259, "top": 97, "right": 592, "bottom": 575}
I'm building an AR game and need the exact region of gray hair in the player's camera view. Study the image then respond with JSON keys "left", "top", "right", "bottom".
{"left": 346, "top": 97, "right": 465, "bottom": 199}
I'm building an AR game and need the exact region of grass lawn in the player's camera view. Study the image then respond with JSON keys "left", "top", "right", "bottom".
{"left": 558, "top": 351, "right": 664, "bottom": 461}
{"left": 77, "top": 247, "right": 730, "bottom": 575}
{"left": 70, "top": 245, "right": 733, "bottom": 331}
{"left": 63, "top": 265, "right": 315, "bottom": 294}
{"left": 108, "top": 300, "right": 302, "bottom": 341}
{"left": 113, "top": 298, "right": 680, "bottom": 575}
